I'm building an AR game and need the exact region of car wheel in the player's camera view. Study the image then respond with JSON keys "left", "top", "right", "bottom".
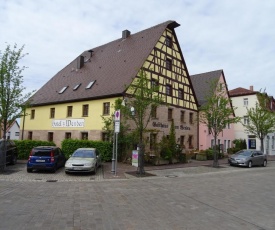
{"left": 10, "top": 155, "right": 17, "bottom": 165}
{"left": 27, "top": 168, "right": 32, "bottom": 173}
{"left": 248, "top": 161, "right": 252, "bottom": 168}
{"left": 262, "top": 160, "right": 267, "bottom": 167}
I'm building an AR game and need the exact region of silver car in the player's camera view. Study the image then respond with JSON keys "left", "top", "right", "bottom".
{"left": 65, "top": 148, "right": 101, "bottom": 174}
{"left": 228, "top": 150, "right": 267, "bottom": 168}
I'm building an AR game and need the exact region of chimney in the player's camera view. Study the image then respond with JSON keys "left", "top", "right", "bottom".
{"left": 77, "top": 55, "right": 84, "bottom": 69}
{"left": 249, "top": 86, "right": 254, "bottom": 91}
{"left": 88, "top": 49, "right": 93, "bottom": 58}
{"left": 122, "top": 30, "right": 131, "bottom": 39}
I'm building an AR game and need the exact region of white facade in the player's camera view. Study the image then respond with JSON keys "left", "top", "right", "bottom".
{"left": 231, "top": 94, "right": 261, "bottom": 151}
{"left": 6, "top": 120, "right": 20, "bottom": 140}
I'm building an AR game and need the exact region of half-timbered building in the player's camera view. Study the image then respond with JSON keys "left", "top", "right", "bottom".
{"left": 22, "top": 20, "right": 198, "bottom": 153}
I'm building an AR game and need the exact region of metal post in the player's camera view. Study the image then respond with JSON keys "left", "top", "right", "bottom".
{"left": 115, "top": 132, "right": 118, "bottom": 176}
{"left": 111, "top": 113, "right": 116, "bottom": 173}
{"left": 111, "top": 125, "right": 115, "bottom": 174}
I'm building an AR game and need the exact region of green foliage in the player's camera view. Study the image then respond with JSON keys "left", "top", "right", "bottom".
{"left": 233, "top": 139, "right": 247, "bottom": 149}
{"left": 243, "top": 91, "right": 275, "bottom": 151}
{"left": 14, "top": 140, "right": 55, "bottom": 159}
{"left": 61, "top": 139, "right": 112, "bottom": 161}
{"left": 168, "top": 119, "right": 177, "bottom": 162}
{"left": 204, "top": 148, "right": 224, "bottom": 160}
{"left": 0, "top": 44, "right": 34, "bottom": 139}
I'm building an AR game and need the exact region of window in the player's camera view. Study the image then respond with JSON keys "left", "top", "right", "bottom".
{"left": 102, "top": 133, "right": 109, "bottom": 142}
{"left": 48, "top": 132, "right": 53, "bottom": 142}
{"left": 151, "top": 79, "right": 158, "bottom": 88}
{"left": 180, "top": 136, "right": 185, "bottom": 147}
{"left": 67, "top": 106, "right": 73, "bottom": 117}
{"left": 178, "top": 89, "right": 183, "bottom": 99}
{"left": 244, "top": 98, "right": 248, "bottom": 106}
{"left": 65, "top": 132, "right": 71, "bottom": 139}
{"left": 150, "top": 133, "right": 157, "bottom": 150}
{"left": 73, "top": 83, "right": 81, "bottom": 91}
{"left": 166, "top": 58, "right": 172, "bottom": 70}
{"left": 82, "top": 104, "right": 89, "bottom": 117}
{"left": 86, "top": 80, "right": 96, "bottom": 89}
{"left": 166, "top": 84, "right": 172, "bottom": 96}
{"left": 15, "top": 132, "right": 20, "bottom": 136}
{"left": 103, "top": 102, "right": 110, "bottom": 115}
{"left": 59, "top": 86, "right": 68, "bottom": 94}
{"left": 81, "top": 132, "right": 88, "bottom": 140}
{"left": 189, "top": 113, "right": 193, "bottom": 124}
{"left": 50, "top": 108, "right": 55, "bottom": 118}
{"left": 188, "top": 135, "right": 193, "bottom": 149}
{"left": 28, "top": 131, "right": 32, "bottom": 140}
{"left": 31, "top": 109, "right": 35, "bottom": 119}
{"left": 168, "top": 108, "right": 173, "bottom": 120}
{"left": 228, "top": 140, "right": 231, "bottom": 149}
{"left": 165, "top": 36, "right": 172, "bottom": 47}
{"left": 180, "top": 111, "right": 185, "bottom": 123}
{"left": 151, "top": 105, "right": 157, "bottom": 119}
{"left": 244, "top": 116, "right": 249, "bottom": 125}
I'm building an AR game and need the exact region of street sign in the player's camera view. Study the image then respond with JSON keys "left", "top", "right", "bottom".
{"left": 114, "top": 110, "right": 120, "bottom": 133}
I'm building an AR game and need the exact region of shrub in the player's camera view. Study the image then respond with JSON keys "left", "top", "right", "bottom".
{"left": 14, "top": 140, "right": 55, "bottom": 160}
{"left": 61, "top": 139, "right": 112, "bottom": 162}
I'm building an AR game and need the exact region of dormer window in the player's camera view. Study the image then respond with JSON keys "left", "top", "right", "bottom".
{"left": 59, "top": 86, "right": 68, "bottom": 94}
{"left": 86, "top": 80, "right": 96, "bottom": 89}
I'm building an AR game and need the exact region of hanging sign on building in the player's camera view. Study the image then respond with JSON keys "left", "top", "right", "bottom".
{"left": 52, "top": 119, "right": 85, "bottom": 128}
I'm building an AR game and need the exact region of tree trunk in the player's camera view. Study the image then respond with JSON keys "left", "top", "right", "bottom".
{"left": 213, "top": 136, "right": 219, "bottom": 168}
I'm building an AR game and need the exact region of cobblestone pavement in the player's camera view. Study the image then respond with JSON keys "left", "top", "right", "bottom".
{"left": 0, "top": 161, "right": 275, "bottom": 229}
{"left": 0, "top": 162, "right": 275, "bottom": 229}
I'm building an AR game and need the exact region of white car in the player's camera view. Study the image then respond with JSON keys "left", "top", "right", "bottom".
{"left": 65, "top": 148, "right": 101, "bottom": 174}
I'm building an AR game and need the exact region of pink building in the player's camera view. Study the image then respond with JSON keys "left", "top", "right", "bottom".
{"left": 190, "top": 70, "right": 235, "bottom": 153}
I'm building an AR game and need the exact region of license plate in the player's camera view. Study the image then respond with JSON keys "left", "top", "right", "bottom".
{"left": 73, "top": 167, "right": 83, "bottom": 170}
{"left": 36, "top": 159, "right": 45, "bottom": 162}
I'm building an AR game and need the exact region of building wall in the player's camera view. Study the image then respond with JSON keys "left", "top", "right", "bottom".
{"left": 231, "top": 94, "right": 261, "bottom": 150}
{"left": 22, "top": 97, "right": 120, "bottom": 146}
{"left": 6, "top": 122, "right": 20, "bottom": 140}
{"left": 198, "top": 76, "right": 235, "bottom": 152}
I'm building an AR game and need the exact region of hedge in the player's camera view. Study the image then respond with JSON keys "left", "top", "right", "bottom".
{"left": 13, "top": 140, "right": 56, "bottom": 160}
{"left": 61, "top": 139, "right": 112, "bottom": 162}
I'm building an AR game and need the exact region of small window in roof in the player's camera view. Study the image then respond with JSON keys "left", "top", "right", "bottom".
{"left": 86, "top": 80, "right": 96, "bottom": 89}
{"left": 73, "top": 83, "right": 81, "bottom": 91}
{"left": 59, "top": 86, "right": 68, "bottom": 94}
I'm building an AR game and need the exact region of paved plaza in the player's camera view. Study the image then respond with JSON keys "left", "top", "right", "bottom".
{"left": 0, "top": 161, "right": 275, "bottom": 229}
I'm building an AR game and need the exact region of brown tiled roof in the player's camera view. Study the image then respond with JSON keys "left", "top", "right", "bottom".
{"left": 190, "top": 70, "right": 223, "bottom": 106}
{"left": 29, "top": 20, "right": 180, "bottom": 106}
{"left": 228, "top": 87, "right": 258, "bottom": 97}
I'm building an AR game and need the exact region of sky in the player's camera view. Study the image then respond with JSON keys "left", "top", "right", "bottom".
{"left": 1, "top": 0, "right": 274, "bottom": 96}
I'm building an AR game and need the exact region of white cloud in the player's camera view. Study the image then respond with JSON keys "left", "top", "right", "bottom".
{"left": 1, "top": 0, "right": 274, "bottom": 95}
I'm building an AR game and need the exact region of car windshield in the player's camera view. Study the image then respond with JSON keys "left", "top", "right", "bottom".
{"left": 237, "top": 151, "right": 252, "bottom": 157}
{"left": 72, "top": 150, "right": 95, "bottom": 158}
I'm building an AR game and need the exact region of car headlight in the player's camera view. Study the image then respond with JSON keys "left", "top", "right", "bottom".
{"left": 65, "top": 162, "right": 72, "bottom": 167}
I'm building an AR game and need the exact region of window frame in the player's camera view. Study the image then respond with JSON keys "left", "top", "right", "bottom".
{"left": 103, "top": 102, "right": 110, "bottom": 115}
{"left": 67, "top": 106, "right": 73, "bottom": 117}
{"left": 82, "top": 104, "right": 89, "bottom": 117}
{"left": 50, "top": 108, "right": 55, "bottom": 119}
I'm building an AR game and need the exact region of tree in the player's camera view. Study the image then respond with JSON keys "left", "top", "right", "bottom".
{"left": 199, "top": 80, "right": 240, "bottom": 167}
{"left": 120, "top": 68, "right": 163, "bottom": 174}
{"left": 0, "top": 44, "right": 33, "bottom": 170}
{"left": 242, "top": 92, "right": 275, "bottom": 152}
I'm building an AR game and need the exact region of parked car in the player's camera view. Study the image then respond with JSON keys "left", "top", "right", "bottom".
{"left": 65, "top": 148, "right": 101, "bottom": 174}
{"left": 0, "top": 139, "right": 18, "bottom": 165}
{"left": 27, "top": 146, "right": 66, "bottom": 173}
{"left": 228, "top": 150, "right": 267, "bottom": 168}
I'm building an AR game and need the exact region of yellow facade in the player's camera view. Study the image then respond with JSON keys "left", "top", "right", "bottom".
{"left": 24, "top": 97, "right": 120, "bottom": 131}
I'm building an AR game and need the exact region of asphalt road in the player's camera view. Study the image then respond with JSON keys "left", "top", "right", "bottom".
{"left": 0, "top": 162, "right": 274, "bottom": 230}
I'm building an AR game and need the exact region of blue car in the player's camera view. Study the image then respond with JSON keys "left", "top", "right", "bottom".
{"left": 27, "top": 146, "right": 66, "bottom": 173}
